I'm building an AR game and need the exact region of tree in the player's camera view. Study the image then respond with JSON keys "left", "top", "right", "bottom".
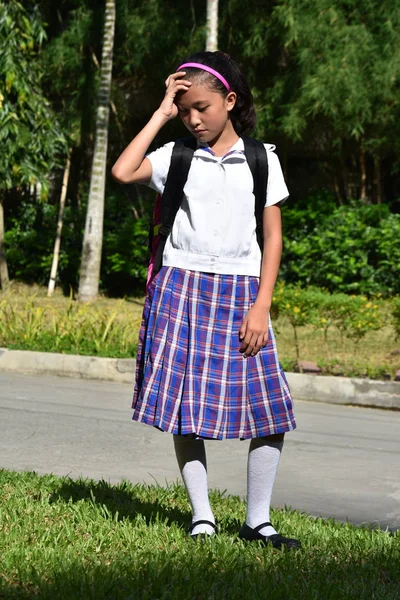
{"left": 206, "top": 0, "right": 219, "bottom": 51}
{"left": 0, "top": 0, "right": 66, "bottom": 289}
{"left": 268, "top": 0, "right": 400, "bottom": 202}
{"left": 47, "top": 148, "right": 72, "bottom": 296}
{"left": 78, "top": 0, "right": 116, "bottom": 301}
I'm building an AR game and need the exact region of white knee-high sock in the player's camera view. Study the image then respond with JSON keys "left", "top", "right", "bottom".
{"left": 173, "top": 435, "right": 215, "bottom": 535}
{"left": 246, "top": 436, "right": 284, "bottom": 537}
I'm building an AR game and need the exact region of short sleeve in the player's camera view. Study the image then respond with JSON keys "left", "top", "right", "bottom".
{"left": 265, "top": 146, "right": 289, "bottom": 207}
{"left": 146, "top": 142, "right": 174, "bottom": 194}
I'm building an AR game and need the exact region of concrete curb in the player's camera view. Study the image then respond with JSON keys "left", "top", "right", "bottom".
{"left": 0, "top": 348, "right": 134, "bottom": 384}
{"left": 1, "top": 347, "right": 399, "bottom": 410}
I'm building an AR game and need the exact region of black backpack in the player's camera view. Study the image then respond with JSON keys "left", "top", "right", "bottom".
{"left": 149, "top": 136, "right": 269, "bottom": 277}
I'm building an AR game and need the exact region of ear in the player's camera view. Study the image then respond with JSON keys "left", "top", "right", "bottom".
{"left": 225, "top": 91, "right": 237, "bottom": 112}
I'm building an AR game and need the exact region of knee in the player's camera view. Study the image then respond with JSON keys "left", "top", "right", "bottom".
{"left": 250, "top": 433, "right": 285, "bottom": 449}
{"left": 261, "top": 433, "right": 285, "bottom": 443}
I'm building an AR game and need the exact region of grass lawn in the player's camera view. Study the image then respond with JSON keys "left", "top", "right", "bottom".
{"left": 1, "top": 283, "right": 399, "bottom": 379}
{"left": 0, "top": 469, "right": 399, "bottom": 600}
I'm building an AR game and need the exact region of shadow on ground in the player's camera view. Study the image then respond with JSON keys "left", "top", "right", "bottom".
{"left": 1, "top": 478, "right": 398, "bottom": 600}
{"left": 49, "top": 477, "right": 194, "bottom": 531}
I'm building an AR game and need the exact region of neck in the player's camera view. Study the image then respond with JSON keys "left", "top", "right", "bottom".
{"left": 207, "top": 123, "right": 239, "bottom": 156}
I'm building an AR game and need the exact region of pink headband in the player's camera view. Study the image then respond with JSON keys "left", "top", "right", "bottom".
{"left": 177, "top": 62, "right": 231, "bottom": 91}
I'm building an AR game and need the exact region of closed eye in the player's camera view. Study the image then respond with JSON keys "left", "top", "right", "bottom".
{"left": 178, "top": 105, "right": 209, "bottom": 115}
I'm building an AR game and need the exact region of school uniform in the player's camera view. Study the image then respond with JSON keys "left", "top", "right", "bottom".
{"left": 132, "top": 138, "right": 296, "bottom": 440}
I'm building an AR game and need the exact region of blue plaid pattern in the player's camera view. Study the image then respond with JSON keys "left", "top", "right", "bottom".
{"left": 133, "top": 267, "right": 296, "bottom": 439}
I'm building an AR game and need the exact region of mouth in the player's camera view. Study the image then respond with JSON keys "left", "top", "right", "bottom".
{"left": 193, "top": 129, "right": 206, "bottom": 135}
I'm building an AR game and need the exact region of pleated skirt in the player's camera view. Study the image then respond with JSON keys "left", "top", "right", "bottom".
{"left": 132, "top": 267, "right": 296, "bottom": 440}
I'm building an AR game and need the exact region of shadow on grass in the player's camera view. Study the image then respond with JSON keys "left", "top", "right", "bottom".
{"left": 48, "top": 478, "right": 245, "bottom": 535}
{"left": 49, "top": 477, "right": 191, "bottom": 530}
{"left": 2, "top": 475, "right": 399, "bottom": 600}
{"left": 1, "top": 540, "right": 399, "bottom": 600}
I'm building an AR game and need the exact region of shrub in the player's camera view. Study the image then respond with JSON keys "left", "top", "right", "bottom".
{"left": 281, "top": 203, "right": 400, "bottom": 296}
{"left": 392, "top": 297, "right": 400, "bottom": 341}
{"left": 0, "top": 294, "right": 139, "bottom": 358}
{"left": 273, "top": 285, "right": 323, "bottom": 360}
{"left": 342, "top": 296, "right": 383, "bottom": 351}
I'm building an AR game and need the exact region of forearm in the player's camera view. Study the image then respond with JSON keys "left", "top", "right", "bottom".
{"left": 254, "top": 207, "right": 283, "bottom": 312}
{"left": 111, "top": 110, "right": 168, "bottom": 183}
{"left": 255, "top": 235, "right": 282, "bottom": 311}
{"left": 239, "top": 222, "right": 282, "bottom": 357}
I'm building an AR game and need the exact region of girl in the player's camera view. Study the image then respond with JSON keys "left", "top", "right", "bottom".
{"left": 112, "top": 51, "right": 300, "bottom": 550}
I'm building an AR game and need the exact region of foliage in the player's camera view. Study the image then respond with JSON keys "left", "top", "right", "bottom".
{"left": 101, "top": 186, "right": 152, "bottom": 297}
{"left": 4, "top": 194, "right": 84, "bottom": 292}
{"left": 281, "top": 203, "right": 400, "bottom": 296}
{"left": 2, "top": 0, "right": 400, "bottom": 295}
{"left": 272, "top": 284, "right": 321, "bottom": 359}
{"left": 341, "top": 296, "right": 383, "bottom": 349}
{"left": 271, "top": 284, "right": 395, "bottom": 374}
{"left": 392, "top": 297, "right": 400, "bottom": 341}
{"left": 1, "top": 285, "right": 398, "bottom": 380}
{"left": 0, "top": 469, "right": 399, "bottom": 600}
{"left": 0, "top": 293, "right": 139, "bottom": 357}
{"left": 4, "top": 184, "right": 153, "bottom": 296}
{"left": 271, "top": 0, "right": 400, "bottom": 149}
{"left": 4, "top": 191, "right": 399, "bottom": 298}
{"left": 0, "top": 0, "right": 66, "bottom": 193}
{"left": 220, "top": 0, "right": 400, "bottom": 203}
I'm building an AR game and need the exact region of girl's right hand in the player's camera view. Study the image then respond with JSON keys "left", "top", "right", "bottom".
{"left": 157, "top": 72, "right": 192, "bottom": 121}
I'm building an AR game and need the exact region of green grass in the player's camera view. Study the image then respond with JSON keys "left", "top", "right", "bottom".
{"left": 0, "top": 470, "right": 399, "bottom": 600}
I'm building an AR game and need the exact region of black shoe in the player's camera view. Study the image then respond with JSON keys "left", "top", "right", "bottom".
{"left": 238, "top": 522, "right": 301, "bottom": 550}
{"left": 188, "top": 519, "right": 217, "bottom": 540}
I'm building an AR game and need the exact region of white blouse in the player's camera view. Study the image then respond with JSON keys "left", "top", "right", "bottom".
{"left": 146, "top": 137, "right": 289, "bottom": 277}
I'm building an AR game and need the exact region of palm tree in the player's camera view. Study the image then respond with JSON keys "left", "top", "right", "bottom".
{"left": 206, "top": 0, "right": 219, "bottom": 51}
{"left": 78, "top": 0, "right": 116, "bottom": 301}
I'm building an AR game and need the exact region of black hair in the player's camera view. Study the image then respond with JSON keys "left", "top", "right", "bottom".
{"left": 176, "top": 51, "right": 256, "bottom": 135}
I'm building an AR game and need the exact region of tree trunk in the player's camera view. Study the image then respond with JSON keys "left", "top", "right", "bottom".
{"left": 374, "top": 155, "right": 382, "bottom": 204}
{"left": 48, "top": 149, "right": 72, "bottom": 297}
{"left": 78, "top": 0, "right": 115, "bottom": 302}
{"left": 360, "top": 147, "right": 367, "bottom": 202}
{"left": 340, "top": 158, "right": 349, "bottom": 203}
{"left": 0, "top": 195, "right": 9, "bottom": 290}
{"left": 333, "top": 174, "right": 344, "bottom": 206}
{"left": 206, "top": 0, "right": 219, "bottom": 51}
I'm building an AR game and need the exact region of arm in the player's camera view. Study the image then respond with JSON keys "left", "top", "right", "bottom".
{"left": 239, "top": 205, "right": 282, "bottom": 357}
{"left": 111, "top": 72, "right": 192, "bottom": 184}
{"left": 255, "top": 205, "right": 282, "bottom": 311}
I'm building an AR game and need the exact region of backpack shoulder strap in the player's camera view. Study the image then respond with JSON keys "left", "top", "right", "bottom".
{"left": 242, "top": 136, "right": 269, "bottom": 252}
{"left": 153, "top": 136, "right": 197, "bottom": 273}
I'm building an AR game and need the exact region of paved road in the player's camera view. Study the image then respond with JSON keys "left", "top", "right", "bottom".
{"left": 0, "top": 372, "right": 399, "bottom": 530}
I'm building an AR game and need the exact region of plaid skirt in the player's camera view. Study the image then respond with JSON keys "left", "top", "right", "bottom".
{"left": 132, "top": 267, "right": 296, "bottom": 440}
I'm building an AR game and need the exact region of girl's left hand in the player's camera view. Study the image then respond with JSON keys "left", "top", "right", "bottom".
{"left": 239, "top": 305, "right": 269, "bottom": 358}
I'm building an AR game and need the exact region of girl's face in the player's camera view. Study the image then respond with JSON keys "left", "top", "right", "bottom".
{"left": 176, "top": 83, "right": 237, "bottom": 143}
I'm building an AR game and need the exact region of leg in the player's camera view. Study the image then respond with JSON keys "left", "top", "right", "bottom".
{"left": 173, "top": 435, "right": 216, "bottom": 536}
{"left": 240, "top": 433, "right": 301, "bottom": 549}
{"left": 246, "top": 433, "right": 284, "bottom": 537}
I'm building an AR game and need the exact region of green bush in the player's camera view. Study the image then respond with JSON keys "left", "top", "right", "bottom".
{"left": 392, "top": 297, "right": 400, "bottom": 341}
{"left": 271, "top": 284, "right": 388, "bottom": 368}
{"left": 5, "top": 183, "right": 153, "bottom": 297}
{"left": 5, "top": 187, "right": 400, "bottom": 298}
{"left": 281, "top": 202, "right": 400, "bottom": 296}
{"left": 273, "top": 284, "right": 323, "bottom": 359}
{"left": 101, "top": 187, "right": 151, "bottom": 297}
{"left": 5, "top": 196, "right": 84, "bottom": 292}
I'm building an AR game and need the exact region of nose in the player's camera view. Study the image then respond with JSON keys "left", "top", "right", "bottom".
{"left": 188, "top": 110, "right": 201, "bottom": 128}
